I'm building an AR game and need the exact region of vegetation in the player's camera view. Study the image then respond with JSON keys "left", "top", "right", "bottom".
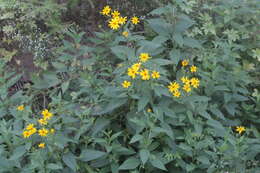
{"left": 0, "top": 0, "right": 259, "bottom": 172}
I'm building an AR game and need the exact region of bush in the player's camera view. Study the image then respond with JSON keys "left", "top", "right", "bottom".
{"left": 0, "top": 0, "right": 259, "bottom": 173}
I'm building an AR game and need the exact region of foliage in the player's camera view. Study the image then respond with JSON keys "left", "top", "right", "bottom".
{"left": 0, "top": 0, "right": 259, "bottom": 173}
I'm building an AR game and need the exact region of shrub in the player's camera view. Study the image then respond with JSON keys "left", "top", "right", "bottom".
{"left": 0, "top": 0, "right": 259, "bottom": 173}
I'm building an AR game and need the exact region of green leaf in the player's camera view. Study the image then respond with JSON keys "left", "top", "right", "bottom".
{"left": 79, "top": 149, "right": 106, "bottom": 162}
{"left": 139, "top": 149, "right": 150, "bottom": 164}
{"left": 111, "top": 46, "right": 135, "bottom": 60}
{"left": 169, "top": 49, "right": 181, "bottom": 65}
{"left": 32, "top": 72, "right": 60, "bottom": 89}
{"left": 150, "top": 158, "right": 167, "bottom": 171}
{"left": 118, "top": 158, "right": 140, "bottom": 170}
{"left": 94, "top": 98, "right": 128, "bottom": 115}
{"left": 90, "top": 118, "right": 110, "bottom": 137}
{"left": 210, "top": 108, "right": 225, "bottom": 120}
{"left": 113, "top": 146, "right": 136, "bottom": 155}
{"left": 186, "top": 163, "right": 195, "bottom": 172}
{"left": 147, "top": 18, "right": 172, "bottom": 37}
{"left": 0, "top": 156, "right": 11, "bottom": 169}
{"left": 129, "top": 134, "right": 143, "bottom": 144}
{"left": 52, "top": 62, "right": 67, "bottom": 71}
{"left": 138, "top": 40, "right": 165, "bottom": 54}
{"left": 46, "top": 163, "right": 63, "bottom": 170}
{"left": 149, "top": 5, "right": 173, "bottom": 15}
{"left": 151, "top": 58, "right": 173, "bottom": 66}
{"left": 138, "top": 95, "right": 150, "bottom": 112}
{"left": 9, "top": 146, "right": 26, "bottom": 160}
{"left": 199, "top": 111, "right": 211, "bottom": 119}
{"left": 174, "top": 15, "right": 194, "bottom": 32}
{"left": 154, "top": 85, "right": 171, "bottom": 97}
{"left": 183, "top": 37, "right": 202, "bottom": 48}
{"left": 172, "top": 33, "right": 184, "bottom": 46}
{"left": 61, "top": 81, "right": 70, "bottom": 93}
{"left": 62, "top": 152, "right": 77, "bottom": 171}
{"left": 197, "top": 156, "right": 210, "bottom": 165}
{"left": 43, "top": 72, "right": 60, "bottom": 87}
{"left": 206, "top": 119, "right": 227, "bottom": 136}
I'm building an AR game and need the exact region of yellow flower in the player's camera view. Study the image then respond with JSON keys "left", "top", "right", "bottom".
{"left": 168, "top": 82, "right": 180, "bottom": 93}
{"left": 26, "top": 124, "right": 35, "bottom": 131}
{"left": 183, "top": 83, "right": 191, "bottom": 93}
{"left": 151, "top": 71, "right": 160, "bottom": 79}
{"left": 108, "top": 18, "right": 120, "bottom": 30}
{"left": 29, "top": 128, "right": 37, "bottom": 135}
{"left": 139, "top": 53, "right": 150, "bottom": 63}
{"left": 173, "top": 90, "right": 181, "bottom": 98}
{"left": 101, "top": 6, "right": 111, "bottom": 16}
{"left": 181, "top": 60, "right": 189, "bottom": 67}
{"left": 131, "top": 63, "right": 141, "bottom": 72}
{"left": 23, "top": 131, "right": 31, "bottom": 138}
{"left": 122, "top": 81, "right": 131, "bottom": 88}
{"left": 41, "top": 109, "right": 48, "bottom": 116}
{"left": 121, "top": 80, "right": 131, "bottom": 88}
{"left": 38, "top": 118, "right": 48, "bottom": 125}
{"left": 190, "top": 65, "right": 197, "bottom": 73}
{"left": 50, "top": 128, "right": 55, "bottom": 134}
{"left": 139, "top": 69, "right": 150, "bottom": 80}
{"left": 38, "top": 128, "right": 49, "bottom": 137}
{"left": 112, "top": 10, "right": 120, "bottom": 18}
{"left": 118, "top": 16, "right": 127, "bottom": 25}
{"left": 38, "top": 143, "right": 45, "bottom": 148}
{"left": 181, "top": 76, "right": 190, "bottom": 84}
{"left": 131, "top": 16, "right": 140, "bottom": 25}
{"left": 147, "top": 108, "right": 152, "bottom": 113}
{"left": 127, "top": 67, "right": 138, "bottom": 79}
{"left": 41, "top": 109, "right": 53, "bottom": 120}
{"left": 235, "top": 126, "right": 245, "bottom": 134}
{"left": 44, "top": 112, "right": 53, "bottom": 120}
{"left": 190, "top": 78, "right": 200, "bottom": 88}
{"left": 122, "top": 31, "right": 129, "bottom": 37}
{"left": 17, "top": 105, "right": 24, "bottom": 111}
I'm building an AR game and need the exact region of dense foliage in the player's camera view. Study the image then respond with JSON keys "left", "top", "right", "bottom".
{"left": 0, "top": 0, "right": 259, "bottom": 172}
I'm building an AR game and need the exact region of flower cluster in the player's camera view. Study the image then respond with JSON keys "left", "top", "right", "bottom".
{"left": 122, "top": 53, "right": 160, "bottom": 88}
{"left": 101, "top": 5, "right": 140, "bottom": 31}
{"left": 22, "top": 124, "right": 37, "bottom": 138}
{"left": 22, "top": 109, "right": 55, "bottom": 149}
{"left": 38, "top": 109, "right": 53, "bottom": 126}
{"left": 168, "top": 59, "right": 200, "bottom": 98}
